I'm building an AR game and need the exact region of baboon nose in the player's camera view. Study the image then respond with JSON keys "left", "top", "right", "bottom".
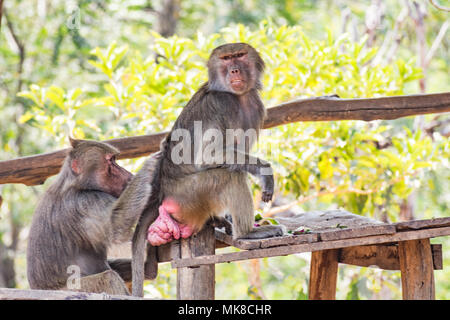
{"left": 230, "top": 68, "right": 240, "bottom": 74}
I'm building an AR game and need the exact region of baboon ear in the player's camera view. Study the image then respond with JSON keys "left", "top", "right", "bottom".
{"left": 69, "top": 136, "right": 82, "bottom": 148}
{"left": 70, "top": 159, "right": 81, "bottom": 175}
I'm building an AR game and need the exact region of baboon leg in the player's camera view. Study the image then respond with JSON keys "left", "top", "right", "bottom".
{"left": 207, "top": 216, "right": 232, "bottom": 235}
{"left": 224, "top": 174, "right": 254, "bottom": 239}
{"left": 225, "top": 173, "right": 283, "bottom": 240}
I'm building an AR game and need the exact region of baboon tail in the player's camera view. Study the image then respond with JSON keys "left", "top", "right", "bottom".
{"left": 131, "top": 204, "right": 159, "bottom": 297}
{"left": 131, "top": 152, "right": 162, "bottom": 297}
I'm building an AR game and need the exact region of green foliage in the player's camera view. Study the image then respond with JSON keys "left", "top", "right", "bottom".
{"left": 19, "top": 23, "right": 446, "bottom": 222}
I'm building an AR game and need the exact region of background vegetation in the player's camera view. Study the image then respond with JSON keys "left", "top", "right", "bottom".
{"left": 0, "top": 0, "right": 449, "bottom": 299}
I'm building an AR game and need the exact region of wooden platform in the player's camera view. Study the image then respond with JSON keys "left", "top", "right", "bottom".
{"left": 0, "top": 288, "right": 144, "bottom": 300}
{"left": 162, "top": 210, "right": 450, "bottom": 300}
{"left": 3, "top": 211, "right": 447, "bottom": 300}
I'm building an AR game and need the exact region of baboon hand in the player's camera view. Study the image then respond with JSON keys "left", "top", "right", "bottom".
{"left": 261, "top": 174, "right": 274, "bottom": 202}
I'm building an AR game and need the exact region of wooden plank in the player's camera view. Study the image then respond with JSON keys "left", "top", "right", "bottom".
{"left": 432, "top": 244, "right": 443, "bottom": 270}
{"left": 339, "top": 244, "right": 399, "bottom": 270}
{"left": 309, "top": 249, "right": 339, "bottom": 300}
{"left": 264, "top": 92, "right": 450, "bottom": 128}
{"left": 394, "top": 217, "right": 450, "bottom": 231}
{"left": 0, "top": 288, "right": 144, "bottom": 300}
{"left": 176, "top": 226, "right": 215, "bottom": 300}
{"left": 2, "top": 93, "right": 449, "bottom": 186}
{"left": 214, "top": 229, "right": 318, "bottom": 250}
{"left": 319, "top": 224, "right": 396, "bottom": 241}
{"left": 338, "top": 244, "right": 443, "bottom": 271}
{"left": 398, "top": 239, "right": 435, "bottom": 300}
{"left": 275, "top": 209, "right": 386, "bottom": 233}
{"left": 171, "top": 226, "right": 450, "bottom": 268}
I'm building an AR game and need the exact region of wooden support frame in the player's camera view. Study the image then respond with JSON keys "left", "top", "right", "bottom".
{"left": 176, "top": 226, "right": 215, "bottom": 300}
{"left": 398, "top": 239, "right": 435, "bottom": 300}
{"left": 0, "top": 288, "right": 142, "bottom": 300}
{"left": 309, "top": 249, "right": 339, "bottom": 300}
{"left": 172, "top": 226, "right": 450, "bottom": 268}
{"left": 338, "top": 243, "right": 442, "bottom": 270}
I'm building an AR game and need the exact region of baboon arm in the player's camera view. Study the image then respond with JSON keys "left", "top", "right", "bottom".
{"left": 196, "top": 147, "right": 274, "bottom": 202}
{"left": 111, "top": 152, "right": 161, "bottom": 243}
{"left": 196, "top": 146, "right": 271, "bottom": 176}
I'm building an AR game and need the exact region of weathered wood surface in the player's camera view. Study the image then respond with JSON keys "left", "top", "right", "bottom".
{"left": 394, "top": 217, "right": 450, "bottom": 231}
{"left": 0, "top": 133, "right": 167, "bottom": 186}
{"left": 432, "top": 244, "right": 443, "bottom": 270}
{"left": 338, "top": 243, "right": 442, "bottom": 270}
{"left": 263, "top": 92, "right": 450, "bottom": 128}
{"left": 319, "top": 224, "right": 396, "bottom": 241}
{"left": 214, "top": 210, "right": 396, "bottom": 250}
{"left": 110, "top": 214, "right": 449, "bottom": 268}
{"left": 214, "top": 229, "right": 318, "bottom": 250}
{"left": 1, "top": 93, "right": 449, "bottom": 186}
{"left": 172, "top": 226, "right": 450, "bottom": 268}
{"left": 275, "top": 209, "right": 385, "bottom": 230}
{"left": 176, "top": 226, "right": 215, "bottom": 300}
{"left": 0, "top": 288, "right": 144, "bottom": 300}
{"left": 398, "top": 239, "right": 435, "bottom": 300}
{"left": 309, "top": 249, "right": 339, "bottom": 300}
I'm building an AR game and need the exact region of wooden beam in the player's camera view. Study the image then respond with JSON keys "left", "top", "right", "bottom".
{"left": 309, "top": 249, "right": 339, "bottom": 300}
{"left": 264, "top": 92, "right": 450, "bottom": 128}
{"left": 171, "top": 226, "right": 450, "bottom": 268}
{"left": 339, "top": 244, "right": 400, "bottom": 270}
{"left": 0, "top": 93, "right": 449, "bottom": 186}
{"left": 0, "top": 132, "right": 167, "bottom": 186}
{"left": 394, "top": 217, "right": 450, "bottom": 231}
{"left": 398, "top": 239, "right": 435, "bottom": 300}
{"left": 0, "top": 288, "right": 144, "bottom": 300}
{"left": 338, "top": 243, "right": 443, "bottom": 270}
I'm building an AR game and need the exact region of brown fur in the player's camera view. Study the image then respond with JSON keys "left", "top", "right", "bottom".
{"left": 131, "top": 43, "right": 283, "bottom": 297}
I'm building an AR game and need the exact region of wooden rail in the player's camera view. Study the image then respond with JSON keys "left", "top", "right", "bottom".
{"left": 0, "top": 92, "right": 449, "bottom": 186}
{"left": 0, "top": 288, "right": 145, "bottom": 300}
{"left": 171, "top": 226, "right": 450, "bottom": 268}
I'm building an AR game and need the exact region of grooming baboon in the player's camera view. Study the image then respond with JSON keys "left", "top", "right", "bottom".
{"left": 27, "top": 138, "right": 160, "bottom": 295}
{"left": 132, "top": 43, "right": 283, "bottom": 296}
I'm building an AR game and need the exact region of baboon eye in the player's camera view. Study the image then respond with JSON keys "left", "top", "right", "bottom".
{"left": 221, "top": 55, "right": 231, "bottom": 61}
{"left": 235, "top": 52, "right": 246, "bottom": 58}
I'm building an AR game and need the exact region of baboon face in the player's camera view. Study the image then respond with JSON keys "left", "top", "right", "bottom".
{"left": 207, "top": 43, "right": 265, "bottom": 95}
{"left": 93, "top": 152, "right": 133, "bottom": 198}
{"left": 69, "top": 138, "right": 133, "bottom": 198}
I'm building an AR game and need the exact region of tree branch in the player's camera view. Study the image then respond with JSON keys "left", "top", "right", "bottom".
{"left": 0, "top": 93, "right": 449, "bottom": 186}
{"left": 263, "top": 171, "right": 420, "bottom": 217}
{"left": 429, "top": 0, "right": 450, "bottom": 12}
{"left": 4, "top": 8, "right": 25, "bottom": 93}
{"left": 0, "top": 0, "right": 4, "bottom": 33}
{"left": 425, "top": 20, "right": 450, "bottom": 68}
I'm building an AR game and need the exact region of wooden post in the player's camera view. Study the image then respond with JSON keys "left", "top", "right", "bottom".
{"left": 398, "top": 239, "right": 435, "bottom": 300}
{"left": 176, "top": 225, "right": 215, "bottom": 300}
{"left": 308, "top": 249, "right": 339, "bottom": 300}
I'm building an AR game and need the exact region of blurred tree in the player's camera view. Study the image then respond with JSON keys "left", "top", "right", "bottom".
{"left": 0, "top": 0, "right": 449, "bottom": 299}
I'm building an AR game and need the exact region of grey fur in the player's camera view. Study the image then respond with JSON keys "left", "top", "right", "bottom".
{"left": 131, "top": 43, "right": 283, "bottom": 297}
{"left": 27, "top": 139, "right": 160, "bottom": 294}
